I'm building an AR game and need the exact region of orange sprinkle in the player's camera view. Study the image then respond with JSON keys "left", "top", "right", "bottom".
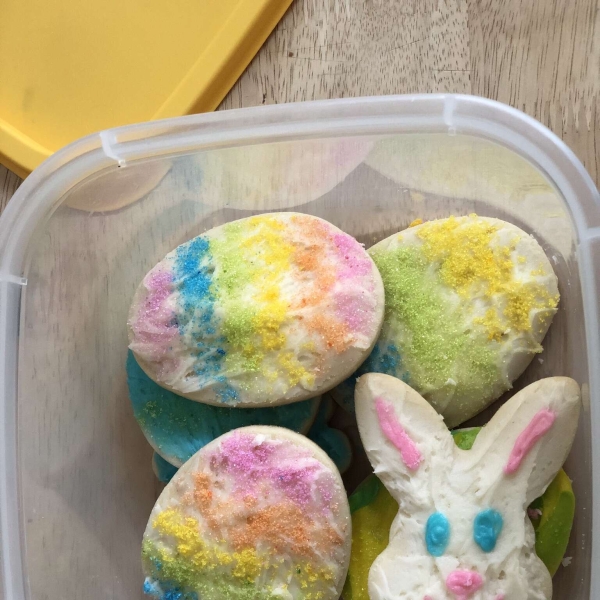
{"left": 305, "top": 313, "right": 352, "bottom": 353}
{"left": 289, "top": 215, "right": 353, "bottom": 352}
{"left": 191, "top": 469, "right": 343, "bottom": 559}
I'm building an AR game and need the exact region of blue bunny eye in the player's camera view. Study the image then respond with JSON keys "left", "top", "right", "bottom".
{"left": 425, "top": 512, "right": 450, "bottom": 556}
{"left": 474, "top": 509, "right": 504, "bottom": 552}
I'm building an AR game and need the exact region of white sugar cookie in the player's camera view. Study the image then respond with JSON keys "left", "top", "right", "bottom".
{"left": 129, "top": 213, "right": 384, "bottom": 407}
{"left": 354, "top": 373, "right": 580, "bottom": 600}
{"left": 142, "top": 426, "right": 351, "bottom": 600}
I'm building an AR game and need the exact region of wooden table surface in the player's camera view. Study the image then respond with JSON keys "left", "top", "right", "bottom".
{"left": 1, "top": 0, "right": 599, "bottom": 211}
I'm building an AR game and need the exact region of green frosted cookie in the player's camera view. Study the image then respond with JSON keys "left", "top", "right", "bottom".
{"left": 529, "top": 469, "right": 575, "bottom": 576}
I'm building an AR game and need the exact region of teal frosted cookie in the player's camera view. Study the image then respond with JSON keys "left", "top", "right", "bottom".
{"left": 127, "top": 351, "right": 320, "bottom": 467}
{"left": 307, "top": 397, "right": 352, "bottom": 473}
{"left": 152, "top": 452, "right": 179, "bottom": 484}
{"left": 144, "top": 395, "right": 351, "bottom": 483}
{"left": 332, "top": 215, "right": 559, "bottom": 427}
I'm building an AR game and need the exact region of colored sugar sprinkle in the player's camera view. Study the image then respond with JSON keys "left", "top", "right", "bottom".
{"left": 173, "top": 235, "right": 237, "bottom": 402}
{"left": 335, "top": 342, "right": 407, "bottom": 413}
{"left": 415, "top": 215, "right": 558, "bottom": 339}
{"left": 212, "top": 216, "right": 297, "bottom": 380}
{"left": 130, "top": 213, "right": 380, "bottom": 405}
{"left": 126, "top": 351, "right": 319, "bottom": 466}
{"left": 370, "top": 245, "right": 502, "bottom": 414}
{"left": 143, "top": 430, "right": 347, "bottom": 600}
{"left": 128, "top": 268, "right": 181, "bottom": 379}
{"left": 210, "top": 431, "right": 329, "bottom": 507}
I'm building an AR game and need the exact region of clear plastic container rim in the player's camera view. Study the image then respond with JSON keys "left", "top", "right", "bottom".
{"left": 0, "top": 94, "right": 599, "bottom": 600}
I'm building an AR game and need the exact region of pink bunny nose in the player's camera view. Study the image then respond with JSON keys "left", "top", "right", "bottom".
{"left": 446, "top": 570, "right": 483, "bottom": 598}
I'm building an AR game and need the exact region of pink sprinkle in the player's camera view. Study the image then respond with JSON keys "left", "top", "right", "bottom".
{"left": 129, "top": 268, "right": 180, "bottom": 368}
{"left": 335, "top": 291, "right": 373, "bottom": 333}
{"left": 374, "top": 397, "right": 422, "bottom": 470}
{"left": 504, "top": 409, "right": 556, "bottom": 475}
{"left": 528, "top": 508, "right": 542, "bottom": 519}
{"left": 424, "top": 596, "right": 434, "bottom": 600}
{"left": 212, "top": 432, "right": 327, "bottom": 507}
{"left": 445, "top": 570, "right": 483, "bottom": 599}
{"left": 333, "top": 233, "right": 373, "bottom": 280}
{"left": 495, "top": 594, "right": 505, "bottom": 600}
{"left": 272, "top": 466, "right": 318, "bottom": 506}
{"left": 218, "top": 432, "right": 277, "bottom": 472}
{"left": 317, "top": 474, "right": 335, "bottom": 507}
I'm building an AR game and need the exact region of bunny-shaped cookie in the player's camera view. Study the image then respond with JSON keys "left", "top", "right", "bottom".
{"left": 355, "top": 374, "right": 581, "bottom": 600}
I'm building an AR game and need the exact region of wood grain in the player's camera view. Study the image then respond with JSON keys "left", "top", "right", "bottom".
{"left": 1, "top": 0, "right": 599, "bottom": 210}
{"left": 0, "top": 163, "right": 21, "bottom": 212}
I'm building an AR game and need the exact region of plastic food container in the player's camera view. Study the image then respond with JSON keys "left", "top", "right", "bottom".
{"left": 1, "top": 95, "right": 599, "bottom": 600}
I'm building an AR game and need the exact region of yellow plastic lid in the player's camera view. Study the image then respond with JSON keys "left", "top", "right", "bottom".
{"left": 0, "top": 0, "right": 291, "bottom": 178}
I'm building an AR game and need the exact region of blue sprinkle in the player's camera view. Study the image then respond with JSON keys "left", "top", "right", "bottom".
{"left": 473, "top": 509, "right": 504, "bottom": 552}
{"left": 143, "top": 578, "right": 198, "bottom": 600}
{"left": 425, "top": 512, "right": 450, "bottom": 557}
{"left": 173, "top": 236, "right": 231, "bottom": 391}
{"left": 215, "top": 375, "right": 239, "bottom": 403}
{"left": 335, "top": 342, "right": 409, "bottom": 413}
{"left": 126, "top": 351, "right": 318, "bottom": 466}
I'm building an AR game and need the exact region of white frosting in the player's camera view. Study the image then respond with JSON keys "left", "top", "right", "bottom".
{"left": 366, "top": 216, "right": 559, "bottom": 427}
{"left": 355, "top": 374, "right": 581, "bottom": 600}
{"left": 142, "top": 426, "right": 351, "bottom": 600}
{"left": 128, "top": 213, "right": 384, "bottom": 407}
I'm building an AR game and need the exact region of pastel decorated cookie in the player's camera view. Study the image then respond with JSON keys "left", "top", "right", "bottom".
{"left": 128, "top": 213, "right": 384, "bottom": 407}
{"left": 142, "top": 426, "right": 352, "bottom": 600}
{"left": 307, "top": 396, "right": 353, "bottom": 473}
{"left": 152, "top": 452, "right": 179, "bottom": 484}
{"left": 354, "top": 373, "right": 580, "bottom": 600}
{"left": 333, "top": 214, "right": 559, "bottom": 426}
{"left": 146, "top": 403, "right": 352, "bottom": 484}
{"left": 127, "top": 350, "right": 320, "bottom": 466}
{"left": 344, "top": 435, "right": 575, "bottom": 599}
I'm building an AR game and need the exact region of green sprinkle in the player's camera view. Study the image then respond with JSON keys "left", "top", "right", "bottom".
{"left": 370, "top": 245, "right": 503, "bottom": 416}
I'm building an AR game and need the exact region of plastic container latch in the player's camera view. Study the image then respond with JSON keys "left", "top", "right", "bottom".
{"left": 100, "top": 130, "right": 126, "bottom": 168}
{"left": 0, "top": 274, "right": 26, "bottom": 286}
{"left": 443, "top": 96, "right": 457, "bottom": 136}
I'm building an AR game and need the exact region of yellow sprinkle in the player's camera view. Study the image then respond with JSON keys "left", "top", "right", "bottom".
{"left": 415, "top": 215, "right": 557, "bottom": 338}
{"left": 408, "top": 218, "right": 423, "bottom": 227}
{"left": 473, "top": 308, "right": 505, "bottom": 341}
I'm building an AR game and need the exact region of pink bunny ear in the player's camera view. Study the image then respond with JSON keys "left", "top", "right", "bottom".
{"left": 470, "top": 377, "right": 580, "bottom": 503}
{"left": 355, "top": 373, "right": 453, "bottom": 507}
{"left": 374, "top": 397, "right": 423, "bottom": 471}
{"left": 503, "top": 409, "right": 556, "bottom": 474}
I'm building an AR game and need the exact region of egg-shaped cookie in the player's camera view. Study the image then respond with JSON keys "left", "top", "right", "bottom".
{"left": 142, "top": 426, "right": 352, "bottom": 600}
{"left": 127, "top": 350, "right": 320, "bottom": 467}
{"left": 129, "top": 213, "right": 384, "bottom": 407}
{"left": 332, "top": 214, "right": 559, "bottom": 427}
